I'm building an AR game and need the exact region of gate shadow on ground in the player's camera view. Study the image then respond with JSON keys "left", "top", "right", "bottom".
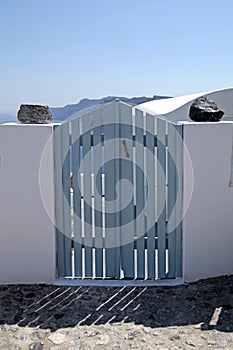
{"left": 0, "top": 276, "right": 232, "bottom": 332}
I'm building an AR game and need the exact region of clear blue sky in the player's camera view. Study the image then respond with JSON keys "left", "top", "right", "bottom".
{"left": 1, "top": 0, "right": 233, "bottom": 114}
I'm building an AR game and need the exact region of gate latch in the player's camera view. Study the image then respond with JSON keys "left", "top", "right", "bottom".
{"left": 121, "top": 139, "right": 130, "bottom": 158}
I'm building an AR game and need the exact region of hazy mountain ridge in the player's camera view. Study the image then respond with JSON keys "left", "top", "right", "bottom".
{"left": 0, "top": 95, "right": 171, "bottom": 124}
{"left": 0, "top": 114, "right": 17, "bottom": 123}
{"left": 50, "top": 95, "right": 171, "bottom": 122}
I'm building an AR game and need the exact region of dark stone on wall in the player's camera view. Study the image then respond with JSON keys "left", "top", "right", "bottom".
{"left": 189, "top": 96, "right": 224, "bottom": 122}
{"left": 17, "top": 105, "right": 53, "bottom": 124}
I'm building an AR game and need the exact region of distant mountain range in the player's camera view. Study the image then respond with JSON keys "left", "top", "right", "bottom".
{"left": 50, "top": 95, "right": 171, "bottom": 122}
{"left": 0, "top": 113, "right": 17, "bottom": 123}
{"left": 0, "top": 95, "right": 171, "bottom": 124}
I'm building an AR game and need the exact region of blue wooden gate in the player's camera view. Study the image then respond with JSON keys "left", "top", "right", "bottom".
{"left": 54, "top": 101, "right": 183, "bottom": 280}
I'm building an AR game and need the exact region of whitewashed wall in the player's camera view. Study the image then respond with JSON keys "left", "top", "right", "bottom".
{"left": 0, "top": 121, "right": 232, "bottom": 285}
{"left": 183, "top": 121, "right": 233, "bottom": 282}
{"left": 0, "top": 124, "right": 56, "bottom": 284}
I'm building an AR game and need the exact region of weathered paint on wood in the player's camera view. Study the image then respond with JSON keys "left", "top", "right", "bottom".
{"left": 92, "top": 108, "right": 103, "bottom": 277}
{"left": 146, "top": 114, "right": 156, "bottom": 279}
{"left": 104, "top": 102, "right": 120, "bottom": 278}
{"left": 71, "top": 117, "right": 82, "bottom": 277}
{"left": 175, "top": 123, "right": 183, "bottom": 277}
{"left": 54, "top": 102, "right": 183, "bottom": 280}
{"left": 157, "top": 118, "right": 166, "bottom": 278}
{"left": 119, "top": 102, "right": 134, "bottom": 278}
{"left": 135, "top": 109, "right": 145, "bottom": 278}
{"left": 167, "top": 122, "right": 177, "bottom": 278}
{"left": 82, "top": 114, "right": 93, "bottom": 277}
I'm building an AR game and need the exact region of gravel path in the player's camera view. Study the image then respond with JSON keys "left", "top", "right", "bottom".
{"left": 0, "top": 275, "right": 233, "bottom": 349}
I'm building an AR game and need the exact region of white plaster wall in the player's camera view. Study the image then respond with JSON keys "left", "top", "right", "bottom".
{"left": 183, "top": 121, "right": 233, "bottom": 282}
{"left": 136, "top": 88, "right": 233, "bottom": 122}
{"left": 0, "top": 124, "right": 56, "bottom": 284}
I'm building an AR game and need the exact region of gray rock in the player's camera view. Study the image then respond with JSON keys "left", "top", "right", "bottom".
{"left": 180, "top": 328, "right": 193, "bottom": 334}
{"left": 1, "top": 325, "right": 18, "bottom": 332}
{"left": 0, "top": 335, "right": 8, "bottom": 347}
{"left": 169, "top": 346, "right": 186, "bottom": 350}
{"left": 189, "top": 96, "right": 224, "bottom": 122}
{"left": 17, "top": 104, "right": 53, "bottom": 124}
{"left": 30, "top": 332, "right": 44, "bottom": 340}
{"left": 207, "top": 339, "right": 216, "bottom": 345}
{"left": 185, "top": 337, "right": 204, "bottom": 347}
{"left": 95, "top": 334, "right": 110, "bottom": 345}
{"left": 84, "top": 330, "right": 99, "bottom": 337}
{"left": 170, "top": 335, "right": 181, "bottom": 341}
{"left": 215, "top": 334, "right": 232, "bottom": 345}
{"left": 48, "top": 333, "right": 66, "bottom": 345}
{"left": 154, "top": 339, "right": 165, "bottom": 346}
{"left": 68, "top": 339, "right": 82, "bottom": 348}
{"left": 13, "top": 331, "right": 28, "bottom": 341}
{"left": 128, "top": 330, "right": 141, "bottom": 340}
{"left": 28, "top": 343, "right": 44, "bottom": 350}
{"left": 66, "top": 330, "right": 80, "bottom": 337}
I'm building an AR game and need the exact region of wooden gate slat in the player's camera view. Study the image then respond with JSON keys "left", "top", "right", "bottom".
{"left": 71, "top": 117, "right": 82, "bottom": 277}
{"left": 146, "top": 114, "right": 156, "bottom": 279}
{"left": 175, "top": 123, "right": 183, "bottom": 277}
{"left": 119, "top": 102, "right": 134, "bottom": 278}
{"left": 54, "top": 122, "right": 72, "bottom": 277}
{"left": 82, "top": 114, "right": 93, "bottom": 277}
{"left": 103, "top": 102, "right": 120, "bottom": 278}
{"left": 167, "top": 122, "right": 177, "bottom": 278}
{"left": 157, "top": 118, "right": 166, "bottom": 278}
{"left": 54, "top": 125, "right": 65, "bottom": 277}
{"left": 135, "top": 109, "right": 145, "bottom": 279}
{"left": 92, "top": 109, "right": 104, "bottom": 278}
{"left": 61, "top": 122, "right": 72, "bottom": 276}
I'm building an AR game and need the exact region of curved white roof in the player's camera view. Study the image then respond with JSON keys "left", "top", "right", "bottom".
{"left": 136, "top": 87, "right": 233, "bottom": 122}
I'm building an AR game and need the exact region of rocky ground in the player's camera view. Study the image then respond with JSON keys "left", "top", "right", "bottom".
{"left": 0, "top": 275, "right": 233, "bottom": 350}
